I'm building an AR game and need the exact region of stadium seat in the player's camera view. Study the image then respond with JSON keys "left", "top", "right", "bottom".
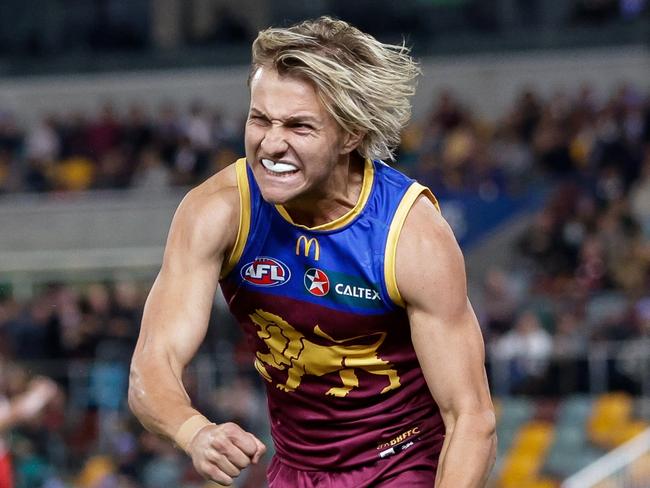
{"left": 609, "top": 420, "right": 648, "bottom": 446}
{"left": 499, "top": 421, "right": 555, "bottom": 488}
{"left": 529, "top": 478, "right": 559, "bottom": 488}
{"left": 497, "top": 397, "right": 535, "bottom": 433}
{"left": 494, "top": 397, "right": 535, "bottom": 473}
{"left": 545, "top": 395, "right": 596, "bottom": 478}
{"left": 500, "top": 453, "right": 540, "bottom": 488}
{"left": 557, "top": 395, "right": 593, "bottom": 425}
{"left": 588, "top": 393, "right": 634, "bottom": 449}
{"left": 76, "top": 455, "right": 116, "bottom": 488}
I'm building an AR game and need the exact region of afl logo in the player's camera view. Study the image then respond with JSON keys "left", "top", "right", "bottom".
{"left": 304, "top": 268, "right": 330, "bottom": 296}
{"left": 241, "top": 257, "right": 291, "bottom": 287}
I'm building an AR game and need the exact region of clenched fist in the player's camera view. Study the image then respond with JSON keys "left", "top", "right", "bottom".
{"left": 186, "top": 422, "right": 266, "bottom": 486}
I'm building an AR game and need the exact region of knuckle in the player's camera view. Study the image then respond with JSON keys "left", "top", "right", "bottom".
{"left": 235, "top": 456, "right": 251, "bottom": 469}
{"left": 205, "top": 450, "right": 220, "bottom": 463}
{"left": 223, "top": 464, "right": 241, "bottom": 477}
{"left": 211, "top": 436, "right": 227, "bottom": 450}
{"left": 197, "top": 461, "right": 213, "bottom": 478}
{"left": 221, "top": 422, "right": 240, "bottom": 435}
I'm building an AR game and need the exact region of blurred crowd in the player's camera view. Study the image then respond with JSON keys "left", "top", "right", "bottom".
{"left": 0, "top": 281, "right": 267, "bottom": 488}
{"left": 459, "top": 85, "right": 650, "bottom": 396}
{"left": 0, "top": 102, "right": 244, "bottom": 194}
{"left": 0, "top": 82, "right": 649, "bottom": 486}
{"left": 0, "top": 83, "right": 646, "bottom": 203}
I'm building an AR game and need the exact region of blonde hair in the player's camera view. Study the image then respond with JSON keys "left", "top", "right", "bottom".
{"left": 250, "top": 16, "right": 420, "bottom": 161}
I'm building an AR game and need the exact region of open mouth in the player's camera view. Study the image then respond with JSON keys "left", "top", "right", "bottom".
{"left": 261, "top": 158, "right": 299, "bottom": 176}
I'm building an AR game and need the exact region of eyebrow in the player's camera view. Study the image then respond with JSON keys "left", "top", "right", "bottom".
{"left": 249, "top": 108, "right": 319, "bottom": 124}
{"left": 286, "top": 115, "right": 319, "bottom": 125}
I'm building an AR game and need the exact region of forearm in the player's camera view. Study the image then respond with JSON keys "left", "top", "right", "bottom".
{"left": 128, "top": 357, "right": 204, "bottom": 441}
{"left": 436, "top": 411, "right": 497, "bottom": 488}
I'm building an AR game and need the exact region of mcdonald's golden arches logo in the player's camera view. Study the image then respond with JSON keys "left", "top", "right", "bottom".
{"left": 296, "top": 235, "right": 320, "bottom": 261}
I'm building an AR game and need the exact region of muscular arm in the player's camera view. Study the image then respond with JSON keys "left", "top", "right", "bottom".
{"left": 129, "top": 166, "right": 265, "bottom": 485}
{"left": 397, "top": 196, "right": 497, "bottom": 488}
{"left": 128, "top": 174, "right": 235, "bottom": 437}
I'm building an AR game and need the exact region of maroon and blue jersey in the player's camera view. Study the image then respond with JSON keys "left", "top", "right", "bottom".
{"left": 219, "top": 158, "right": 445, "bottom": 472}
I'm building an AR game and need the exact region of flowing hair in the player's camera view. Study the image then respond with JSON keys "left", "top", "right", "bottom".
{"left": 249, "top": 16, "right": 420, "bottom": 161}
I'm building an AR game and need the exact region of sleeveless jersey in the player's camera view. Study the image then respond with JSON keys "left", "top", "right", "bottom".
{"left": 219, "top": 158, "right": 445, "bottom": 471}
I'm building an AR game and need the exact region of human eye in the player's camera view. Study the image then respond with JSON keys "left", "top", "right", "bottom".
{"left": 248, "top": 113, "right": 269, "bottom": 125}
{"left": 290, "top": 121, "right": 314, "bottom": 133}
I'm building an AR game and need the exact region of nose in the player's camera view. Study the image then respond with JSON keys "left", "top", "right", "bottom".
{"left": 260, "top": 125, "right": 289, "bottom": 157}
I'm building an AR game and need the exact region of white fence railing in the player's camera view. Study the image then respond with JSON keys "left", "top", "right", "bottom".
{"left": 489, "top": 339, "right": 650, "bottom": 403}
{"left": 562, "top": 428, "right": 650, "bottom": 488}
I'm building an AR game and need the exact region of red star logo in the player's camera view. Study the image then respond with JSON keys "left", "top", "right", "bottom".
{"left": 304, "top": 268, "right": 330, "bottom": 296}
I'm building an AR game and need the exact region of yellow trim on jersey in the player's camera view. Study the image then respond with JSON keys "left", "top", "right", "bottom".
{"left": 274, "top": 158, "right": 375, "bottom": 231}
{"left": 221, "top": 158, "right": 251, "bottom": 278}
{"left": 385, "top": 184, "right": 440, "bottom": 308}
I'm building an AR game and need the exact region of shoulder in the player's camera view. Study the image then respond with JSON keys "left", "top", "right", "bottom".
{"left": 395, "top": 194, "right": 467, "bottom": 309}
{"left": 180, "top": 161, "right": 239, "bottom": 216}
{"left": 399, "top": 193, "right": 450, "bottom": 243}
{"left": 167, "top": 162, "right": 241, "bottom": 261}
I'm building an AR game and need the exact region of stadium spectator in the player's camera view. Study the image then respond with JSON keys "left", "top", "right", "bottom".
{"left": 551, "top": 310, "right": 589, "bottom": 395}
{"left": 479, "top": 267, "right": 521, "bottom": 340}
{"left": 87, "top": 104, "right": 122, "bottom": 160}
{"left": 0, "top": 149, "right": 16, "bottom": 194}
{"left": 629, "top": 150, "right": 650, "bottom": 237}
{"left": 132, "top": 146, "right": 172, "bottom": 190}
{"left": 492, "top": 310, "right": 553, "bottom": 395}
{"left": 122, "top": 104, "right": 154, "bottom": 159}
{"left": 24, "top": 116, "right": 60, "bottom": 163}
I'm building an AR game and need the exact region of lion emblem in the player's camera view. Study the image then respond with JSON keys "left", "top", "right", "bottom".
{"left": 250, "top": 309, "right": 401, "bottom": 397}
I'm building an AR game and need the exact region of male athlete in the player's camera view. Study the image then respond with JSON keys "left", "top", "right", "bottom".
{"left": 129, "top": 16, "right": 496, "bottom": 487}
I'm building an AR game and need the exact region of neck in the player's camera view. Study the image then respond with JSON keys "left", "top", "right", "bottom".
{"left": 283, "top": 154, "right": 366, "bottom": 227}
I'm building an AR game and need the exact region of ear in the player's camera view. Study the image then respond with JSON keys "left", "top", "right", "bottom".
{"left": 339, "top": 130, "right": 365, "bottom": 155}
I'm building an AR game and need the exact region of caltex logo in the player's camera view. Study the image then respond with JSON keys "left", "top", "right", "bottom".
{"left": 304, "top": 268, "right": 330, "bottom": 296}
{"left": 241, "top": 257, "right": 291, "bottom": 287}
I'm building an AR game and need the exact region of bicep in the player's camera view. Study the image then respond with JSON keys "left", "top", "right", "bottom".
{"left": 133, "top": 186, "right": 237, "bottom": 375}
{"left": 137, "top": 260, "right": 219, "bottom": 374}
{"left": 397, "top": 197, "right": 491, "bottom": 417}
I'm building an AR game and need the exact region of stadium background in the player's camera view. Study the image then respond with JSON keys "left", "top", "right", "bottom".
{"left": 0, "top": 0, "right": 649, "bottom": 487}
